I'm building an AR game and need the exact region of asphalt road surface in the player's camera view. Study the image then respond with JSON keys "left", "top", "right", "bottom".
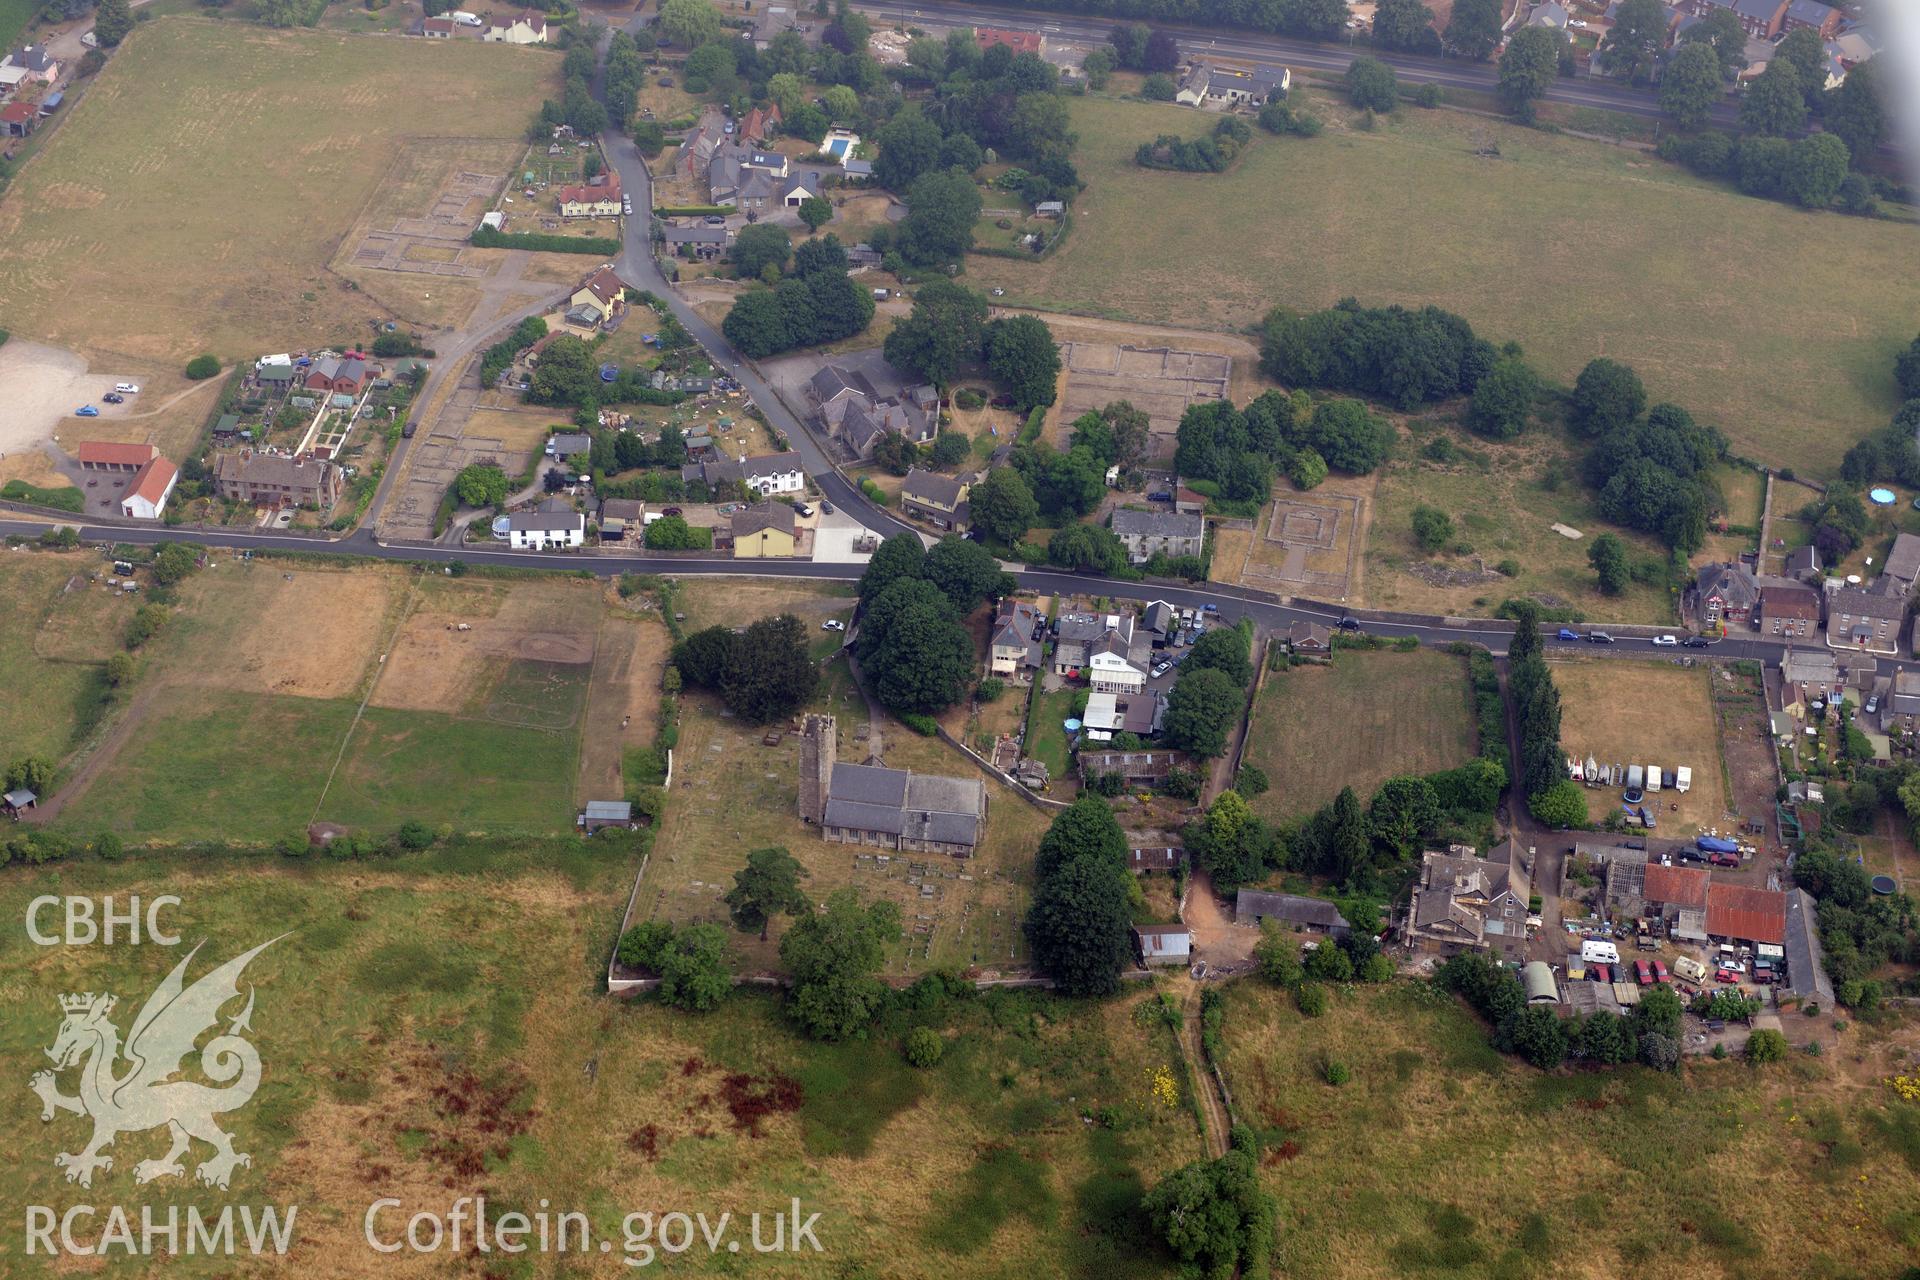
{"left": 848, "top": 0, "right": 1741, "bottom": 128}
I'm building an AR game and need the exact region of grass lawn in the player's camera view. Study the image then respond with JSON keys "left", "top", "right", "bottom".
{"left": 0, "top": 552, "right": 121, "bottom": 762}
{"left": 1028, "top": 685, "right": 1082, "bottom": 788}
{"left": 1219, "top": 980, "right": 1920, "bottom": 1280}
{"left": 1242, "top": 649, "right": 1477, "bottom": 820}
{"left": 1367, "top": 423, "right": 1678, "bottom": 623}
{"left": 0, "top": 0, "right": 32, "bottom": 54}
{"left": 964, "top": 89, "right": 1920, "bottom": 475}
{"left": 0, "top": 18, "right": 558, "bottom": 364}
{"left": 1552, "top": 657, "right": 1734, "bottom": 836}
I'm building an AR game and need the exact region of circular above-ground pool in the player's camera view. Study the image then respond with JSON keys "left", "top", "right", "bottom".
{"left": 1063, "top": 719, "right": 1082, "bottom": 733}
{"left": 1871, "top": 874, "right": 1897, "bottom": 895}
{"left": 1869, "top": 487, "right": 1897, "bottom": 505}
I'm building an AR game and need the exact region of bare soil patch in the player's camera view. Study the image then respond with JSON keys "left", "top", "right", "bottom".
{"left": 373, "top": 577, "right": 600, "bottom": 714}
{"left": 180, "top": 568, "right": 398, "bottom": 701}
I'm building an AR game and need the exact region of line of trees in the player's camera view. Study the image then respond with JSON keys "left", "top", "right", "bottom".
{"left": 1508, "top": 603, "right": 1583, "bottom": 827}
{"left": 1135, "top": 116, "right": 1252, "bottom": 173}
{"left": 1023, "top": 796, "right": 1136, "bottom": 996}
{"left": 1175, "top": 389, "right": 1394, "bottom": 513}
{"left": 1260, "top": 299, "right": 1498, "bottom": 411}
{"left": 1438, "top": 948, "right": 1687, "bottom": 1070}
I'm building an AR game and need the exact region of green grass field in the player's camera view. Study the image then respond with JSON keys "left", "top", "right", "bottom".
{"left": 0, "top": 18, "right": 557, "bottom": 363}
{"left": 0, "top": 554, "right": 121, "bottom": 762}
{"left": 0, "top": 0, "right": 33, "bottom": 54}
{"left": 1242, "top": 648, "right": 1477, "bottom": 820}
{"left": 966, "top": 90, "right": 1920, "bottom": 475}
{"left": 1219, "top": 980, "right": 1920, "bottom": 1280}
{"left": 59, "top": 686, "right": 580, "bottom": 840}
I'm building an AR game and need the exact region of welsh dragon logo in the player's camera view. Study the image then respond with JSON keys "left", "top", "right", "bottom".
{"left": 29, "top": 937, "right": 283, "bottom": 1190}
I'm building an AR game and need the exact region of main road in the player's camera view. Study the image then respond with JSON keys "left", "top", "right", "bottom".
{"left": 848, "top": 0, "right": 1740, "bottom": 128}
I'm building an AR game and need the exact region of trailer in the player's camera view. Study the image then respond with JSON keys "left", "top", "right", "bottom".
{"left": 1626, "top": 764, "right": 1644, "bottom": 791}
{"left": 1645, "top": 765, "right": 1662, "bottom": 794}
{"left": 1675, "top": 766, "right": 1692, "bottom": 793}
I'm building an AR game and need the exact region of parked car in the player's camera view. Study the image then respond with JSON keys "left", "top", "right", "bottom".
{"left": 991, "top": 287, "right": 1005, "bottom": 297}
{"left": 1151, "top": 661, "right": 1172, "bottom": 678}
{"left": 75, "top": 405, "right": 99, "bottom": 417}
{"left": 402, "top": 421, "right": 417, "bottom": 439}
{"left": 792, "top": 502, "right": 813, "bottom": 517}
{"left": 821, "top": 619, "right": 845, "bottom": 631}
{"left": 1589, "top": 963, "right": 1610, "bottom": 983}
{"left": 1336, "top": 616, "right": 1361, "bottom": 631}
{"left": 703, "top": 215, "right": 727, "bottom": 226}
{"left": 113, "top": 382, "right": 140, "bottom": 395}
{"left": 1202, "top": 602, "right": 1219, "bottom": 612}
{"left": 1634, "top": 959, "right": 1653, "bottom": 985}
{"left": 661, "top": 506, "right": 682, "bottom": 517}
{"left": 1651, "top": 959, "right": 1669, "bottom": 984}
{"left": 1715, "top": 968, "right": 1740, "bottom": 984}
{"left": 1588, "top": 631, "right": 1615, "bottom": 644}
{"left": 1146, "top": 491, "right": 1172, "bottom": 502}
{"left": 1652, "top": 634, "right": 1678, "bottom": 647}
{"left": 1681, "top": 636, "right": 1711, "bottom": 648}
{"left": 820, "top": 501, "right": 834, "bottom": 514}
{"left": 1556, "top": 628, "right": 1579, "bottom": 641}
{"left": 1707, "top": 851, "right": 1739, "bottom": 868}
{"left": 103, "top": 392, "right": 124, "bottom": 404}
{"left": 1865, "top": 693, "right": 1880, "bottom": 714}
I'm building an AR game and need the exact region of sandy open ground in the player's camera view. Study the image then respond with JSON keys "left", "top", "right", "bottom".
{"left": 0, "top": 340, "right": 141, "bottom": 457}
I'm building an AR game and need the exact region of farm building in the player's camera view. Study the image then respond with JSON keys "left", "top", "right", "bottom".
{"left": 118, "top": 456, "right": 178, "bottom": 520}
{"left": 1522, "top": 961, "right": 1558, "bottom": 1005}
{"left": 577, "top": 800, "right": 633, "bottom": 832}
{"left": 1705, "top": 882, "right": 1787, "bottom": 947}
{"left": 1134, "top": 925, "right": 1191, "bottom": 967}
{"left": 1404, "top": 843, "right": 1531, "bottom": 962}
{"left": 1129, "top": 847, "right": 1184, "bottom": 875}
{"left": 1234, "top": 890, "right": 1350, "bottom": 937}
{"left": 1782, "top": 888, "right": 1834, "bottom": 1006}
{"left": 3, "top": 788, "right": 37, "bottom": 817}
{"left": 76, "top": 441, "right": 158, "bottom": 475}
{"left": 1077, "top": 749, "right": 1190, "bottom": 787}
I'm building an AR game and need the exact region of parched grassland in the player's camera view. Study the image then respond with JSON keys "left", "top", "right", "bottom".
{"left": 1367, "top": 425, "right": 1676, "bottom": 622}
{"left": 1241, "top": 649, "right": 1477, "bottom": 820}
{"left": 1553, "top": 658, "right": 1734, "bottom": 836}
{"left": 0, "top": 847, "right": 1203, "bottom": 1277}
{"left": 630, "top": 690, "right": 1048, "bottom": 977}
{"left": 1219, "top": 981, "right": 1920, "bottom": 1280}
{"left": 0, "top": 19, "right": 557, "bottom": 363}
{"left": 965, "top": 90, "right": 1920, "bottom": 474}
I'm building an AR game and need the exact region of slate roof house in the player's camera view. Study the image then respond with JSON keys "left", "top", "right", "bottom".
{"left": 1234, "top": 890, "right": 1351, "bottom": 937}
{"left": 1053, "top": 612, "right": 1144, "bottom": 694}
{"left": 213, "top": 450, "right": 341, "bottom": 508}
{"left": 1141, "top": 600, "right": 1179, "bottom": 645}
{"left": 2, "top": 45, "right": 58, "bottom": 83}
{"left": 1404, "top": 843, "right": 1531, "bottom": 962}
{"left": 799, "top": 713, "right": 986, "bottom": 857}
{"left": 1082, "top": 690, "right": 1163, "bottom": 738}
{"left": 556, "top": 172, "right": 621, "bottom": 218}
{"left": 1110, "top": 509, "right": 1204, "bottom": 565}
{"left": 1785, "top": 545, "right": 1822, "bottom": 582}
{"left": 1288, "top": 620, "right": 1332, "bottom": 654}
{"left": 484, "top": 9, "right": 548, "bottom": 42}
{"left": 737, "top": 453, "right": 806, "bottom": 498}
{"left": 1783, "top": 888, "right": 1835, "bottom": 1006}
{"left": 988, "top": 599, "right": 1045, "bottom": 676}
{"left": 302, "top": 356, "right": 371, "bottom": 396}
{"left": 662, "top": 223, "right": 730, "bottom": 258}
{"left": 809, "top": 362, "right": 937, "bottom": 460}
{"left": 900, "top": 469, "right": 970, "bottom": 532}
{"left": 1175, "top": 60, "right": 1289, "bottom": 106}
{"left": 1881, "top": 532, "right": 1920, "bottom": 595}
{"left": 1826, "top": 585, "right": 1906, "bottom": 657}
{"left": 1694, "top": 562, "right": 1759, "bottom": 629}
{"left": 598, "top": 497, "right": 645, "bottom": 539}
{"left": 505, "top": 508, "right": 585, "bottom": 550}
{"left": 1779, "top": 646, "right": 1841, "bottom": 714}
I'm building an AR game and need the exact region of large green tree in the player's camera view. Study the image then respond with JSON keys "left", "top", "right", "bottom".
{"left": 780, "top": 889, "right": 901, "bottom": 1040}
{"left": 1344, "top": 56, "right": 1398, "bottom": 112}
{"left": 883, "top": 280, "right": 989, "bottom": 389}
{"left": 1597, "top": 0, "right": 1666, "bottom": 84}
{"left": 1498, "top": 27, "right": 1564, "bottom": 119}
{"left": 1659, "top": 42, "right": 1726, "bottom": 130}
{"left": 656, "top": 924, "right": 733, "bottom": 1012}
{"left": 1783, "top": 132, "right": 1848, "bottom": 208}
{"left": 899, "top": 170, "right": 982, "bottom": 266}
{"left": 1024, "top": 850, "right": 1133, "bottom": 996}
{"left": 1035, "top": 794, "right": 1130, "bottom": 880}
{"left": 1370, "top": 0, "right": 1435, "bottom": 53}
{"left": 1587, "top": 532, "right": 1629, "bottom": 595}
{"left": 1570, "top": 357, "right": 1646, "bottom": 436}
{"left": 1740, "top": 59, "right": 1807, "bottom": 136}
{"left": 1184, "top": 624, "right": 1253, "bottom": 687}
{"left": 1825, "top": 59, "right": 1887, "bottom": 164}
{"left": 659, "top": 0, "right": 724, "bottom": 47}
{"left": 724, "top": 847, "right": 811, "bottom": 940}
{"left": 718, "top": 614, "right": 818, "bottom": 723}
{"left": 858, "top": 531, "right": 926, "bottom": 602}
{"left": 1445, "top": 0, "right": 1503, "bottom": 59}
{"left": 968, "top": 467, "right": 1040, "bottom": 547}
{"left": 1143, "top": 1150, "right": 1275, "bottom": 1279}
{"left": 1465, "top": 356, "right": 1537, "bottom": 440}
{"left": 923, "top": 535, "right": 1013, "bottom": 613}
{"left": 1163, "top": 666, "right": 1243, "bottom": 758}
{"left": 1772, "top": 26, "right": 1828, "bottom": 113}
{"left": 1679, "top": 7, "right": 1746, "bottom": 78}
{"left": 873, "top": 108, "right": 944, "bottom": 191}
{"left": 855, "top": 578, "right": 975, "bottom": 714}
{"left": 983, "top": 315, "right": 1062, "bottom": 410}
{"left": 94, "top": 0, "right": 133, "bottom": 46}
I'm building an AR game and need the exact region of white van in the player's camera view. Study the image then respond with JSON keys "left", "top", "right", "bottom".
{"left": 1580, "top": 939, "right": 1620, "bottom": 965}
{"left": 1645, "top": 765, "right": 1662, "bottom": 793}
{"left": 1673, "top": 956, "right": 1707, "bottom": 982}
{"left": 450, "top": 10, "right": 482, "bottom": 25}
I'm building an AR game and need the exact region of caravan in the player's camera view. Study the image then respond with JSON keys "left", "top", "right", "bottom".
{"left": 1580, "top": 939, "right": 1620, "bottom": 965}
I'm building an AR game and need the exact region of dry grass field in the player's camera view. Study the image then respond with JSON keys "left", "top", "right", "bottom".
{"left": 628, "top": 690, "right": 1049, "bottom": 977}
{"left": 171, "top": 563, "right": 404, "bottom": 701}
{"left": 964, "top": 89, "right": 1920, "bottom": 474}
{"left": 1241, "top": 649, "right": 1479, "bottom": 821}
{"left": 0, "top": 19, "right": 557, "bottom": 364}
{"left": 1366, "top": 426, "right": 1677, "bottom": 622}
{"left": 372, "top": 574, "right": 602, "bottom": 715}
{"left": 1219, "top": 980, "right": 1920, "bottom": 1280}
{"left": 576, "top": 611, "right": 673, "bottom": 805}
{"left": 1552, "top": 658, "right": 1734, "bottom": 837}
{"left": 0, "top": 552, "right": 123, "bottom": 760}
